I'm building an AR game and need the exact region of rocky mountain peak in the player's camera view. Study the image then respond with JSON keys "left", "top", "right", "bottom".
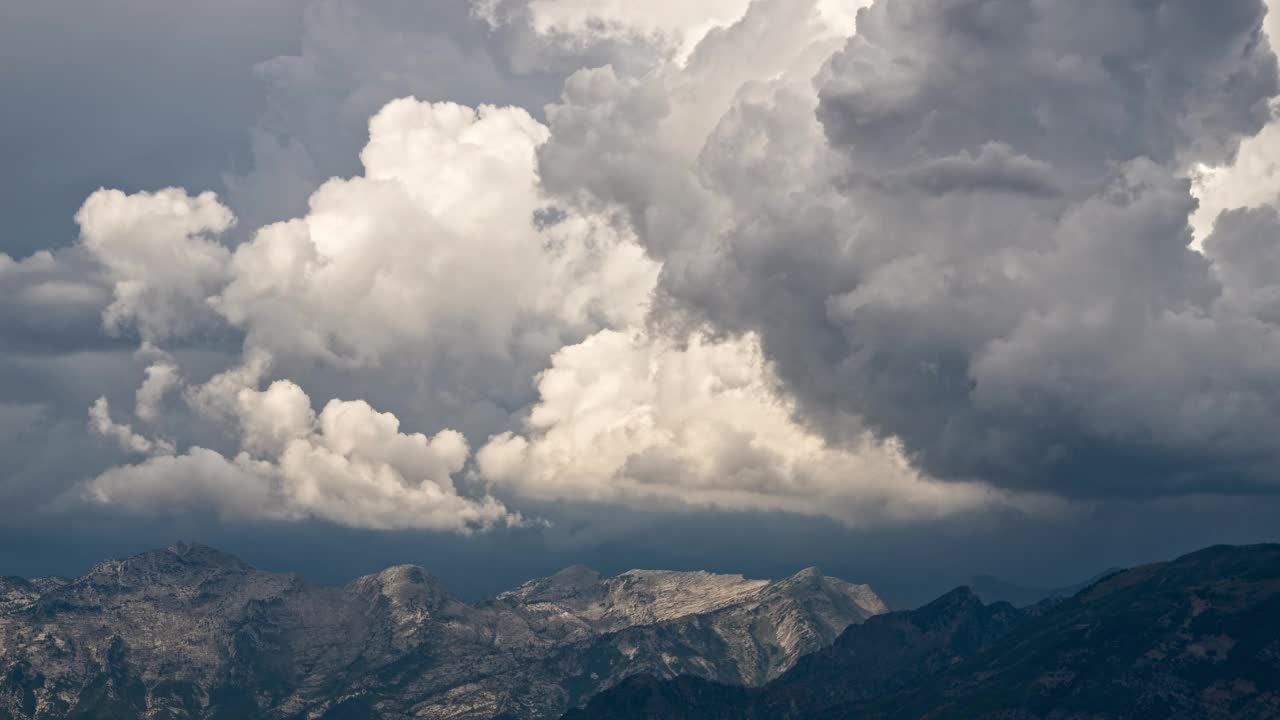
{"left": 494, "top": 564, "right": 608, "bottom": 611}
{"left": 553, "top": 563, "right": 601, "bottom": 582}
{"left": 82, "top": 542, "right": 251, "bottom": 589}
{"left": 376, "top": 563, "right": 433, "bottom": 585}
{"left": 545, "top": 563, "right": 604, "bottom": 592}
{"left": 769, "top": 566, "right": 829, "bottom": 594}
{"left": 155, "top": 541, "right": 249, "bottom": 568}
{"left": 787, "top": 565, "right": 824, "bottom": 581}
{"left": 349, "top": 563, "right": 455, "bottom": 613}
{"left": 759, "top": 568, "right": 889, "bottom": 618}
{"left": 908, "top": 585, "right": 985, "bottom": 629}
{"left": 357, "top": 563, "right": 436, "bottom": 589}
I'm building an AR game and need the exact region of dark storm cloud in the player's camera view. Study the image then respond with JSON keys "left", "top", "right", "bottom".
{"left": 593, "top": 0, "right": 1280, "bottom": 500}
{"left": 891, "top": 143, "right": 1062, "bottom": 198}
{"left": 819, "top": 0, "right": 1277, "bottom": 180}
{"left": 808, "top": 0, "right": 1280, "bottom": 497}
{"left": 1205, "top": 205, "right": 1280, "bottom": 324}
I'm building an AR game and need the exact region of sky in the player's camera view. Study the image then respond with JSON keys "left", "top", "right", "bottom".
{"left": 3, "top": 0, "right": 1280, "bottom": 609}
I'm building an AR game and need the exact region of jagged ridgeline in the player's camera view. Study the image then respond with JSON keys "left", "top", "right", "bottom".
{"left": 568, "top": 544, "right": 1280, "bottom": 720}
{"left": 0, "top": 543, "right": 885, "bottom": 719}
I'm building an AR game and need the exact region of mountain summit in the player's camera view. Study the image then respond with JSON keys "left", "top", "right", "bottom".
{"left": 0, "top": 545, "right": 884, "bottom": 719}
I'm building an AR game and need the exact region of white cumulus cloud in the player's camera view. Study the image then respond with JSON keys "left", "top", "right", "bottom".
{"left": 134, "top": 360, "right": 180, "bottom": 424}
{"left": 88, "top": 397, "right": 174, "bottom": 457}
{"left": 215, "top": 98, "right": 656, "bottom": 369}
{"left": 75, "top": 188, "right": 235, "bottom": 342}
{"left": 478, "top": 329, "right": 1040, "bottom": 526}
{"left": 83, "top": 360, "right": 520, "bottom": 532}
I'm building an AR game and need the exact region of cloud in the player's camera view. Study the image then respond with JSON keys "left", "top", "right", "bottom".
{"left": 15, "top": 0, "right": 1280, "bottom": 544}
{"left": 535, "top": 0, "right": 1280, "bottom": 501}
{"left": 82, "top": 448, "right": 286, "bottom": 524}
{"left": 227, "top": 0, "right": 566, "bottom": 230}
{"left": 477, "top": 0, "right": 868, "bottom": 68}
{"left": 496, "top": 0, "right": 752, "bottom": 63}
{"left": 478, "top": 328, "right": 1045, "bottom": 525}
{"left": 71, "top": 43, "right": 1024, "bottom": 530}
{"left": 803, "top": 0, "right": 1280, "bottom": 496}
{"left": 134, "top": 360, "right": 180, "bottom": 424}
{"left": 1189, "top": 0, "right": 1280, "bottom": 241}
{"left": 75, "top": 188, "right": 235, "bottom": 343}
{"left": 217, "top": 98, "right": 656, "bottom": 370}
{"left": 817, "top": 0, "right": 1276, "bottom": 179}
{"left": 73, "top": 69, "right": 1020, "bottom": 528}
{"left": 1204, "top": 205, "right": 1280, "bottom": 324}
{"left": 1192, "top": 122, "right": 1280, "bottom": 242}
{"left": 82, "top": 360, "right": 520, "bottom": 532}
{"left": 88, "top": 397, "right": 173, "bottom": 456}
{"left": 0, "top": 249, "right": 113, "bottom": 354}
{"left": 71, "top": 95, "right": 658, "bottom": 533}
{"left": 70, "top": 95, "right": 657, "bottom": 430}
{"left": 892, "top": 143, "right": 1062, "bottom": 198}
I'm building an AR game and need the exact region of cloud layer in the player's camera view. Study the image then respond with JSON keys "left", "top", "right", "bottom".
{"left": 7, "top": 0, "right": 1280, "bottom": 538}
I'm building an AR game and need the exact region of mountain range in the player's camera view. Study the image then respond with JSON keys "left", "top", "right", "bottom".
{"left": 3, "top": 543, "right": 1278, "bottom": 719}
{"left": 567, "top": 544, "right": 1280, "bottom": 719}
{"left": 0, "top": 543, "right": 884, "bottom": 719}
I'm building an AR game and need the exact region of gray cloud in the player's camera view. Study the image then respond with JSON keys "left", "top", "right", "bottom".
{"left": 1205, "top": 205, "right": 1280, "bottom": 323}
{"left": 818, "top": 0, "right": 1277, "bottom": 181}
{"left": 891, "top": 143, "right": 1062, "bottom": 198}
{"left": 0, "top": 248, "right": 114, "bottom": 354}
{"left": 538, "top": 0, "right": 1280, "bottom": 500}
{"left": 804, "top": 0, "right": 1280, "bottom": 497}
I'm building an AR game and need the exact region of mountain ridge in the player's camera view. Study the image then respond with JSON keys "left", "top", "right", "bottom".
{"left": 0, "top": 542, "right": 885, "bottom": 720}
{"left": 565, "top": 543, "right": 1280, "bottom": 720}
{"left": 967, "top": 566, "right": 1127, "bottom": 607}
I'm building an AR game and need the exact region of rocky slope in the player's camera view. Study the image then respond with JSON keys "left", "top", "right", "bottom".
{"left": 564, "top": 583, "right": 1037, "bottom": 720}
{"left": 0, "top": 543, "right": 884, "bottom": 719}
{"left": 567, "top": 544, "right": 1280, "bottom": 720}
